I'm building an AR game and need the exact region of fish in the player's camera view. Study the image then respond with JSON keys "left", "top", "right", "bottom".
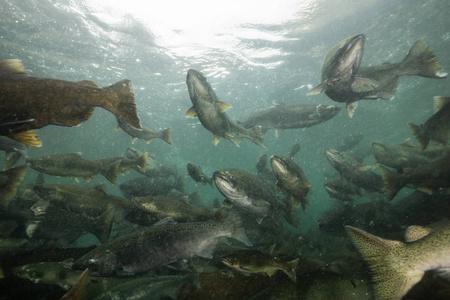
{"left": 221, "top": 249, "right": 299, "bottom": 282}
{"left": 346, "top": 221, "right": 450, "bottom": 300}
{"left": 117, "top": 116, "right": 172, "bottom": 145}
{"left": 239, "top": 103, "right": 340, "bottom": 133}
{"left": 119, "top": 174, "right": 184, "bottom": 199}
{"left": 372, "top": 141, "right": 446, "bottom": 173}
{"left": 409, "top": 96, "right": 450, "bottom": 149}
{"left": 60, "top": 269, "right": 90, "bottom": 300}
{"left": 326, "top": 149, "right": 383, "bottom": 193}
{"left": 185, "top": 69, "right": 264, "bottom": 147}
{"left": 0, "top": 136, "right": 27, "bottom": 169}
{"left": 187, "top": 162, "right": 212, "bottom": 185}
{"left": 132, "top": 195, "right": 219, "bottom": 223}
{"left": 0, "top": 59, "right": 141, "bottom": 146}
{"left": 93, "top": 275, "right": 193, "bottom": 300}
{"left": 0, "top": 165, "right": 27, "bottom": 208}
{"left": 213, "top": 169, "right": 277, "bottom": 223}
{"left": 270, "top": 155, "right": 310, "bottom": 210}
{"left": 73, "top": 213, "right": 251, "bottom": 276}
{"left": 27, "top": 151, "right": 147, "bottom": 183}
{"left": 309, "top": 35, "right": 447, "bottom": 117}
{"left": 324, "top": 176, "right": 361, "bottom": 203}
{"left": 381, "top": 148, "right": 450, "bottom": 200}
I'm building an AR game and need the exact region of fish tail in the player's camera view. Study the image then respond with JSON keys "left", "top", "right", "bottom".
{"left": 399, "top": 40, "right": 447, "bottom": 78}
{"left": 345, "top": 226, "right": 423, "bottom": 300}
{"left": 380, "top": 166, "right": 406, "bottom": 200}
{"left": 60, "top": 269, "right": 90, "bottom": 300}
{"left": 103, "top": 80, "right": 141, "bottom": 129}
{"left": 0, "top": 166, "right": 27, "bottom": 208}
{"left": 408, "top": 122, "right": 429, "bottom": 149}
{"left": 159, "top": 128, "right": 172, "bottom": 145}
{"left": 282, "top": 258, "right": 299, "bottom": 283}
{"left": 248, "top": 125, "right": 265, "bottom": 147}
{"left": 95, "top": 205, "right": 115, "bottom": 244}
{"left": 101, "top": 161, "right": 121, "bottom": 184}
{"left": 10, "top": 130, "right": 42, "bottom": 147}
{"left": 136, "top": 152, "right": 149, "bottom": 170}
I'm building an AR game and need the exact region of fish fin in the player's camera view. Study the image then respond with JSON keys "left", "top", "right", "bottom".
{"left": 77, "top": 80, "right": 97, "bottom": 88}
{"left": 400, "top": 40, "right": 447, "bottom": 78}
{"left": 228, "top": 136, "right": 241, "bottom": 147}
{"left": 0, "top": 59, "right": 27, "bottom": 77}
{"left": 212, "top": 135, "right": 221, "bottom": 146}
{"left": 103, "top": 80, "right": 141, "bottom": 128}
{"left": 10, "top": 130, "right": 42, "bottom": 148}
{"left": 350, "top": 77, "right": 379, "bottom": 93}
{"left": 248, "top": 125, "right": 265, "bottom": 147}
{"left": 95, "top": 205, "right": 115, "bottom": 244}
{"left": 408, "top": 123, "right": 429, "bottom": 150}
{"left": 345, "top": 225, "right": 423, "bottom": 300}
{"left": 5, "top": 151, "right": 23, "bottom": 169}
{"left": 433, "top": 96, "right": 450, "bottom": 113}
{"left": 265, "top": 268, "right": 278, "bottom": 277}
{"left": 307, "top": 82, "right": 326, "bottom": 96}
{"left": 282, "top": 258, "right": 299, "bottom": 282}
{"left": 160, "top": 128, "right": 172, "bottom": 144}
{"left": 185, "top": 106, "right": 198, "bottom": 118}
{"left": 346, "top": 102, "right": 358, "bottom": 118}
{"left": 380, "top": 166, "right": 406, "bottom": 200}
{"left": 136, "top": 152, "right": 149, "bottom": 170}
{"left": 101, "top": 161, "right": 121, "bottom": 184}
{"left": 404, "top": 225, "right": 432, "bottom": 242}
{"left": 217, "top": 101, "right": 232, "bottom": 112}
{"left": 377, "top": 77, "right": 398, "bottom": 100}
{"left": 0, "top": 166, "right": 27, "bottom": 208}
{"left": 225, "top": 212, "right": 252, "bottom": 246}
{"left": 60, "top": 269, "right": 90, "bottom": 300}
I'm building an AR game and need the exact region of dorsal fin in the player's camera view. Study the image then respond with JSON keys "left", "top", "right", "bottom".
{"left": 433, "top": 96, "right": 450, "bottom": 113}
{"left": 404, "top": 225, "right": 432, "bottom": 242}
{"left": 0, "top": 59, "right": 27, "bottom": 77}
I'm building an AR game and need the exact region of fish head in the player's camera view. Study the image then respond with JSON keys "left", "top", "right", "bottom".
{"left": 325, "top": 149, "right": 346, "bottom": 169}
{"left": 73, "top": 249, "right": 119, "bottom": 276}
{"left": 323, "top": 34, "right": 365, "bottom": 84}
{"left": 270, "top": 155, "right": 291, "bottom": 179}
{"left": 186, "top": 69, "right": 214, "bottom": 104}
{"left": 213, "top": 170, "right": 247, "bottom": 203}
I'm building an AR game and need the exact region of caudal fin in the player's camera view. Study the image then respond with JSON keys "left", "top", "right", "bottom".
{"left": 160, "top": 128, "right": 172, "bottom": 145}
{"left": 101, "top": 161, "right": 121, "bottom": 184}
{"left": 409, "top": 122, "right": 429, "bottom": 149}
{"left": 282, "top": 258, "right": 299, "bottom": 283}
{"left": 400, "top": 40, "right": 447, "bottom": 78}
{"left": 381, "top": 166, "right": 406, "bottom": 200}
{"left": 0, "top": 166, "right": 27, "bottom": 208}
{"left": 345, "top": 226, "right": 424, "bottom": 300}
{"left": 103, "top": 80, "right": 141, "bottom": 129}
{"left": 248, "top": 126, "right": 265, "bottom": 147}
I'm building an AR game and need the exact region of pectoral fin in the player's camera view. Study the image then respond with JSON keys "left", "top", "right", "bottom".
{"left": 307, "top": 82, "right": 326, "bottom": 96}
{"left": 217, "top": 101, "right": 232, "bottom": 112}
{"left": 346, "top": 102, "right": 358, "bottom": 118}
{"left": 212, "top": 135, "right": 221, "bottom": 146}
{"left": 10, "top": 130, "right": 42, "bottom": 147}
{"left": 185, "top": 106, "right": 198, "bottom": 118}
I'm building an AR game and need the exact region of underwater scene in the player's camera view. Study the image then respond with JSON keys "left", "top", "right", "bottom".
{"left": 1, "top": 0, "right": 450, "bottom": 299}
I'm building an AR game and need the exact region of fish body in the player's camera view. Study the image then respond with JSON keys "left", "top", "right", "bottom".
{"left": 409, "top": 96, "right": 450, "bottom": 149}
{"left": 186, "top": 69, "right": 264, "bottom": 146}
{"left": 0, "top": 166, "right": 27, "bottom": 207}
{"left": 346, "top": 221, "right": 450, "bottom": 300}
{"left": 382, "top": 149, "right": 450, "bottom": 200}
{"left": 240, "top": 104, "right": 340, "bottom": 133}
{"left": 117, "top": 117, "right": 172, "bottom": 144}
{"left": 310, "top": 35, "right": 447, "bottom": 117}
{"left": 119, "top": 174, "right": 183, "bottom": 198}
{"left": 324, "top": 176, "right": 361, "bottom": 202}
{"left": 221, "top": 249, "right": 298, "bottom": 282}
{"left": 326, "top": 149, "right": 383, "bottom": 192}
{"left": 270, "top": 155, "right": 310, "bottom": 210}
{"left": 73, "top": 216, "right": 250, "bottom": 276}
{"left": 187, "top": 162, "right": 211, "bottom": 185}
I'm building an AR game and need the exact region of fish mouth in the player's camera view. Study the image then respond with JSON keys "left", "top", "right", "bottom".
{"left": 213, "top": 171, "right": 236, "bottom": 194}
{"left": 325, "top": 149, "right": 344, "bottom": 166}
{"left": 337, "top": 34, "right": 365, "bottom": 76}
{"left": 270, "top": 156, "right": 289, "bottom": 176}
